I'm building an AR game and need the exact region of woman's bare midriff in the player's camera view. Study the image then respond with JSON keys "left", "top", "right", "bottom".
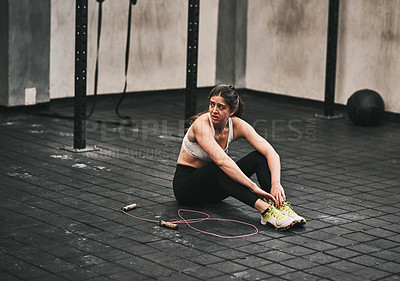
{"left": 176, "top": 146, "right": 211, "bottom": 169}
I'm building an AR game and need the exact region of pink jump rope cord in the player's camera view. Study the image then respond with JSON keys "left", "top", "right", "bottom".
{"left": 121, "top": 208, "right": 259, "bottom": 239}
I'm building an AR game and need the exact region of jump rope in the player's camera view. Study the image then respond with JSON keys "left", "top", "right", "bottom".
{"left": 120, "top": 203, "right": 259, "bottom": 239}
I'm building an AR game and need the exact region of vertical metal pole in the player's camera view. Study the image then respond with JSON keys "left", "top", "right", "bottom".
{"left": 323, "top": 0, "right": 340, "bottom": 117}
{"left": 185, "top": 0, "right": 199, "bottom": 131}
{"left": 74, "top": 0, "right": 88, "bottom": 149}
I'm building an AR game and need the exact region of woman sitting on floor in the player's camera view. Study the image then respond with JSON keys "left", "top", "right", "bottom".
{"left": 173, "top": 84, "right": 306, "bottom": 230}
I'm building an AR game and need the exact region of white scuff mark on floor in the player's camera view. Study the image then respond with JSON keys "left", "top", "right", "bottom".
{"left": 94, "top": 166, "right": 111, "bottom": 171}
{"left": 56, "top": 132, "right": 73, "bottom": 137}
{"left": 80, "top": 255, "right": 103, "bottom": 266}
{"left": 72, "top": 163, "right": 88, "bottom": 169}
{"left": 7, "top": 172, "right": 32, "bottom": 178}
{"left": 50, "top": 155, "right": 72, "bottom": 160}
{"left": 28, "top": 130, "right": 45, "bottom": 134}
{"left": 232, "top": 271, "right": 252, "bottom": 279}
{"left": 172, "top": 237, "right": 194, "bottom": 247}
{"left": 317, "top": 214, "right": 350, "bottom": 224}
{"left": 159, "top": 135, "right": 182, "bottom": 142}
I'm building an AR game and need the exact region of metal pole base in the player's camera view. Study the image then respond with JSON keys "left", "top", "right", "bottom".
{"left": 60, "top": 145, "right": 100, "bottom": 153}
{"left": 315, "top": 113, "right": 343, "bottom": 120}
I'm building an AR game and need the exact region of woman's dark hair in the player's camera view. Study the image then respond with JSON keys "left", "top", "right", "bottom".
{"left": 187, "top": 84, "right": 245, "bottom": 125}
{"left": 208, "top": 84, "right": 244, "bottom": 118}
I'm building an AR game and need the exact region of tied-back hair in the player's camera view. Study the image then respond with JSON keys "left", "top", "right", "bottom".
{"left": 188, "top": 84, "right": 245, "bottom": 125}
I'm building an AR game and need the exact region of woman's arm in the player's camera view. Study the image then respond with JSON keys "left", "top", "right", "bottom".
{"left": 193, "top": 119, "right": 278, "bottom": 204}
{"left": 234, "top": 118, "right": 286, "bottom": 206}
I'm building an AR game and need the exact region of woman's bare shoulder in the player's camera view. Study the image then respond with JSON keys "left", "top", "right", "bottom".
{"left": 231, "top": 116, "right": 254, "bottom": 139}
{"left": 231, "top": 116, "right": 249, "bottom": 129}
{"left": 191, "top": 112, "right": 210, "bottom": 129}
{"left": 188, "top": 113, "right": 210, "bottom": 139}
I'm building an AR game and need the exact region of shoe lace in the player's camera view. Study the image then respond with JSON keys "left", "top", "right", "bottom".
{"left": 282, "top": 201, "right": 291, "bottom": 208}
{"left": 281, "top": 201, "right": 297, "bottom": 214}
{"left": 267, "top": 206, "right": 285, "bottom": 219}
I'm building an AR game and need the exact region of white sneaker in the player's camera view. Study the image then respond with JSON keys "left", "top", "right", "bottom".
{"left": 260, "top": 205, "right": 298, "bottom": 230}
{"left": 278, "top": 201, "right": 306, "bottom": 225}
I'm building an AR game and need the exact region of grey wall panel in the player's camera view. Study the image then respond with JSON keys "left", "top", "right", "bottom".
{"left": 216, "top": 0, "right": 247, "bottom": 88}
{"left": 8, "top": 0, "right": 50, "bottom": 106}
{"left": 0, "top": 0, "right": 9, "bottom": 106}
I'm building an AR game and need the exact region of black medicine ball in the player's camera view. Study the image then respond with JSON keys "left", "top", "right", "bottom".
{"left": 346, "top": 89, "right": 385, "bottom": 126}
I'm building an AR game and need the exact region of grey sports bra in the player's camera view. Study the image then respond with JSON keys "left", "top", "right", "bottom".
{"left": 182, "top": 112, "right": 233, "bottom": 162}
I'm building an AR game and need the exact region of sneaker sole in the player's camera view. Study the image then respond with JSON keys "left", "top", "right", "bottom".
{"left": 281, "top": 211, "right": 306, "bottom": 226}
{"left": 297, "top": 219, "right": 306, "bottom": 226}
{"left": 261, "top": 217, "right": 299, "bottom": 231}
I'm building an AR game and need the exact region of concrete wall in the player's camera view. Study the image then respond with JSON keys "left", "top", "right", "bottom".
{"left": 215, "top": 0, "right": 247, "bottom": 88}
{"left": 50, "top": 0, "right": 218, "bottom": 99}
{"left": 336, "top": 0, "right": 400, "bottom": 113}
{"left": 0, "top": 0, "right": 50, "bottom": 107}
{"left": 198, "top": 0, "right": 219, "bottom": 87}
{"left": 246, "top": 0, "right": 400, "bottom": 114}
{"left": 246, "top": 0, "right": 328, "bottom": 101}
{"left": 0, "top": 1, "right": 9, "bottom": 106}
{"left": 3, "top": 0, "right": 399, "bottom": 113}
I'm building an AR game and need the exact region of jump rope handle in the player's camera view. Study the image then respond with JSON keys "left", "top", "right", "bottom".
{"left": 159, "top": 220, "right": 178, "bottom": 230}
{"left": 121, "top": 203, "right": 137, "bottom": 212}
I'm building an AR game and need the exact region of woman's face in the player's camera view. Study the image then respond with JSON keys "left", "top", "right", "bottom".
{"left": 208, "top": 95, "right": 234, "bottom": 124}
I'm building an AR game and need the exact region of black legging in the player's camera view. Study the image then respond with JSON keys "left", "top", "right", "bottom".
{"left": 173, "top": 151, "right": 271, "bottom": 207}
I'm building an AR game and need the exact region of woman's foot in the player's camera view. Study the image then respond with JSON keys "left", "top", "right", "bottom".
{"left": 261, "top": 205, "right": 298, "bottom": 230}
{"left": 278, "top": 201, "right": 306, "bottom": 225}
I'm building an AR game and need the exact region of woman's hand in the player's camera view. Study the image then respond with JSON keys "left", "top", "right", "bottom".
{"left": 253, "top": 186, "right": 278, "bottom": 206}
{"left": 270, "top": 182, "right": 286, "bottom": 207}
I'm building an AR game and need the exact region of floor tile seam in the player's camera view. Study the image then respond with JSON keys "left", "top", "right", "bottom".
{"left": 6, "top": 112, "right": 183, "bottom": 144}
{"left": 130, "top": 248, "right": 227, "bottom": 278}
{"left": 0, "top": 190, "right": 146, "bottom": 248}
{"left": 0, "top": 221, "right": 45, "bottom": 233}
{"left": 282, "top": 238, "right": 340, "bottom": 254}
{"left": 0, "top": 126, "right": 180, "bottom": 177}
{"left": 300, "top": 229, "right": 353, "bottom": 243}
{"left": 347, "top": 254, "right": 398, "bottom": 268}
{"left": 0, "top": 150, "right": 172, "bottom": 204}
{"left": 78, "top": 264, "right": 130, "bottom": 280}
{"left": 280, "top": 271, "right": 328, "bottom": 281}
{"left": 362, "top": 236, "right": 400, "bottom": 250}
{"left": 309, "top": 176, "right": 371, "bottom": 186}
{"left": 0, "top": 178, "right": 157, "bottom": 217}
{"left": 249, "top": 259, "right": 299, "bottom": 275}
{"left": 324, "top": 205, "right": 374, "bottom": 217}
{"left": 0, "top": 182, "right": 43, "bottom": 201}
{"left": 31, "top": 116, "right": 183, "bottom": 151}
{"left": 0, "top": 200, "right": 127, "bottom": 245}
{"left": 302, "top": 260, "right": 352, "bottom": 277}
{"left": 324, "top": 256, "right": 398, "bottom": 275}
{"left": 323, "top": 248, "right": 364, "bottom": 260}
{"left": 98, "top": 258, "right": 155, "bottom": 279}
{"left": 360, "top": 223, "right": 400, "bottom": 236}
{"left": 0, "top": 138, "right": 176, "bottom": 183}
{"left": 2, "top": 243, "right": 80, "bottom": 278}
{"left": 345, "top": 238, "right": 399, "bottom": 255}
{"left": 271, "top": 254, "right": 325, "bottom": 270}
{"left": 0, "top": 173, "right": 147, "bottom": 219}
{"left": 294, "top": 202, "right": 348, "bottom": 214}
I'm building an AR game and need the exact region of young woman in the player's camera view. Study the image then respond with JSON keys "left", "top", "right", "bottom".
{"left": 173, "top": 84, "right": 305, "bottom": 230}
